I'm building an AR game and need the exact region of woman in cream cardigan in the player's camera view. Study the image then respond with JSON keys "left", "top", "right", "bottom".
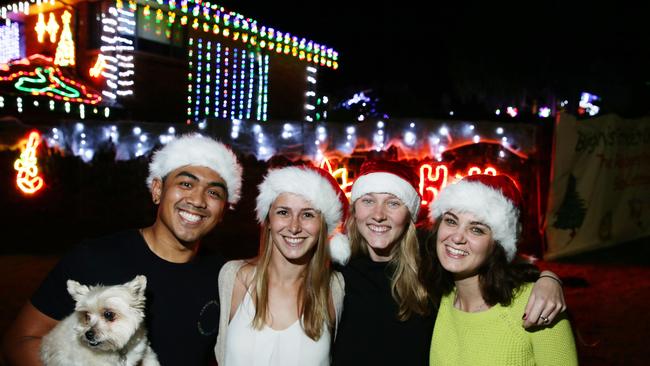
{"left": 214, "top": 164, "right": 350, "bottom": 365}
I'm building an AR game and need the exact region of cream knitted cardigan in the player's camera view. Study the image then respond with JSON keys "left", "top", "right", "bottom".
{"left": 214, "top": 260, "right": 345, "bottom": 365}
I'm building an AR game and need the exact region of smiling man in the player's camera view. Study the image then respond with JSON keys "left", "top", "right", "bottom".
{"left": 2, "top": 134, "right": 243, "bottom": 366}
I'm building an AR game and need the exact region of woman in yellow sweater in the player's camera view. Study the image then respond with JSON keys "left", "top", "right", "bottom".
{"left": 425, "top": 174, "right": 578, "bottom": 365}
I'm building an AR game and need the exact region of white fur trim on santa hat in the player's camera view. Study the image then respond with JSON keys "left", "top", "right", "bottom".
{"left": 256, "top": 166, "right": 344, "bottom": 236}
{"left": 329, "top": 233, "right": 351, "bottom": 265}
{"left": 429, "top": 180, "right": 520, "bottom": 261}
{"left": 146, "top": 134, "right": 243, "bottom": 205}
{"left": 351, "top": 172, "right": 421, "bottom": 220}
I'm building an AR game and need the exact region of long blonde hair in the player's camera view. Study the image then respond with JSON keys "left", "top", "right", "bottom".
{"left": 250, "top": 216, "right": 333, "bottom": 340}
{"left": 347, "top": 207, "right": 429, "bottom": 320}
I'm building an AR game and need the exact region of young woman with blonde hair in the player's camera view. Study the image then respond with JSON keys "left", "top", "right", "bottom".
{"left": 215, "top": 165, "right": 350, "bottom": 365}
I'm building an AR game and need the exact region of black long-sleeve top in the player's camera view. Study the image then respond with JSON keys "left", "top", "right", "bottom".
{"left": 332, "top": 256, "right": 436, "bottom": 366}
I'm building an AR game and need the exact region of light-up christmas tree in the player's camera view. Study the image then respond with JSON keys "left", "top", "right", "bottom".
{"left": 54, "top": 11, "right": 75, "bottom": 67}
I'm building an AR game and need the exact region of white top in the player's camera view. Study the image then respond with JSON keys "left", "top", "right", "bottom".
{"left": 224, "top": 291, "right": 331, "bottom": 366}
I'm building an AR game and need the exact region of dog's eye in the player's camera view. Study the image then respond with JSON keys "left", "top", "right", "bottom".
{"left": 103, "top": 311, "right": 115, "bottom": 321}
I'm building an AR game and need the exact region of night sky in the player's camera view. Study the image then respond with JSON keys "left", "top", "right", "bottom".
{"left": 220, "top": 0, "right": 649, "bottom": 117}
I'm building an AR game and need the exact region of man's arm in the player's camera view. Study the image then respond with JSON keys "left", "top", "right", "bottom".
{"left": 1, "top": 302, "right": 58, "bottom": 366}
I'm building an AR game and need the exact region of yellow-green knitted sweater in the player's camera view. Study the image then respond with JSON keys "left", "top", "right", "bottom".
{"left": 430, "top": 283, "right": 578, "bottom": 366}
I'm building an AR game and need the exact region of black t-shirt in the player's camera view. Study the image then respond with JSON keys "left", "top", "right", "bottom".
{"left": 332, "top": 256, "right": 436, "bottom": 366}
{"left": 32, "top": 229, "right": 224, "bottom": 366}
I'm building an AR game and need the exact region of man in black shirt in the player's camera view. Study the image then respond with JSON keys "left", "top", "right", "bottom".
{"left": 2, "top": 134, "right": 243, "bottom": 366}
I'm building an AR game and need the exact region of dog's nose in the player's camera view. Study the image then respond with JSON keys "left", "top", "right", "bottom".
{"left": 85, "top": 330, "right": 95, "bottom": 341}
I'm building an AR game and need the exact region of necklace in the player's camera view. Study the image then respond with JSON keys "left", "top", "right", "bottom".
{"left": 453, "top": 294, "right": 490, "bottom": 313}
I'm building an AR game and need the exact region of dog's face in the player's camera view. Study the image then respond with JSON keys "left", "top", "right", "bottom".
{"left": 66, "top": 276, "right": 147, "bottom": 351}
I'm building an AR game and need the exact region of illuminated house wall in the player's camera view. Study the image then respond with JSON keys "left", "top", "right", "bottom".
{"left": 0, "top": 0, "right": 339, "bottom": 123}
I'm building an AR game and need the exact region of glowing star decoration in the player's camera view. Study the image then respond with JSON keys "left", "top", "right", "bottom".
{"left": 54, "top": 11, "right": 75, "bottom": 67}
{"left": 320, "top": 157, "right": 353, "bottom": 196}
{"left": 89, "top": 54, "right": 107, "bottom": 78}
{"left": 35, "top": 13, "right": 47, "bottom": 42}
{"left": 46, "top": 12, "right": 60, "bottom": 43}
{"left": 14, "top": 131, "right": 45, "bottom": 195}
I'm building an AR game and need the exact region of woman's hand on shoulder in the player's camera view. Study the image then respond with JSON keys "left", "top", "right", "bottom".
{"left": 523, "top": 270, "right": 566, "bottom": 328}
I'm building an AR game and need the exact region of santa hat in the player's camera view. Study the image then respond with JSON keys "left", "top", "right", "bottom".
{"left": 350, "top": 159, "right": 421, "bottom": 221}
{"left": 429, "top": 174, "right": 523, "bottom": 261}
{"left": 146, "top": 134, "right": 243, "bottom": 206}
{"left": 256, "top": 165, "right": 351, "bottom": 264}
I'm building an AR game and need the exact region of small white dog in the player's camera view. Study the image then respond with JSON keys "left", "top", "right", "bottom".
{"left": 40, "top": 275, "right": 159, "bottom": 366}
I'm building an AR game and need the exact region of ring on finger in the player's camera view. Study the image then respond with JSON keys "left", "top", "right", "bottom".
{"left": 539, "top": 315, "right": 549, "bottom": 323}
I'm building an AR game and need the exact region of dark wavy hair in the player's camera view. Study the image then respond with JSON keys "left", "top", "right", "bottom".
{"left": 420, "top": 220, "right": 540, "bottom": 308}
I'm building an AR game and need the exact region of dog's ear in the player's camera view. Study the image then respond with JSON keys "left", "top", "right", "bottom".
{"left": 66, "top": 280, "right": 90, "bottom": 302}
{"left": 126, "top": 275, "right": 147, "bottom": 299}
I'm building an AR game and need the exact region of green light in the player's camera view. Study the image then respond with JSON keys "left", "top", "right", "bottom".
{"left": 14, "top": 67, "right": 81, "bottom": 99}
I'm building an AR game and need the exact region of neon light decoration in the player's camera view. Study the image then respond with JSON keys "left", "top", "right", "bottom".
{"left": 0, "top": 22, "right": 21, "bottom": 64}
{"left": 89, "top": 54, "right": 107, "bottom": 78}
{"left": 54, "top": 11, "right": 75, "bottom": 66}
{"left": 419, "top": 164, "right": 449, "bottom": 205}
{"left": 46, "top": 12, "right": 60, "bottom": 43}
{"left": 14, "top": 131, "right": 45, "bottom": 195}
{"left": 320, "top": 157, "right": 353, "bottom": 197}
{"left": 187, "top": 37, "right": 269, "bottom": 123}
{"left": 35, "top": 13, "right": 47, "bottom": 42}
{"left": 1, "top": 64, "right": 102, "bottom": 104}
{"left": 319, "top": 159, "right": 501, "bottom": 206}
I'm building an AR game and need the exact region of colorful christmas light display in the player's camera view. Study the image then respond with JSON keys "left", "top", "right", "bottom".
{"left": 2, "top": 65, "right": 102, "bottom": 104}
{"left": 0, "top": 22, "right": 21, "bottom": 64}
{"left": 0, "top": 0, "right": 340, "bottom": 68}
{"left": 1, "top": 54, "right": 103, "bottom": 104}
{"left": 53, "top": 10, "right": 74, "bottom": 66}
{"left": 14, "top": 130, "right": 45, "bottom": 195}
{"left": 187, "top": 37, "right": 269, "bottom": 123}
{"left": 34, "top": 11, "right": 61, "bottom": 44}
{"left": 89, "top": 54, "right": 107, "bottom": 78}
{"left": 95, "top": 0, "right": 338, "bottom": 69}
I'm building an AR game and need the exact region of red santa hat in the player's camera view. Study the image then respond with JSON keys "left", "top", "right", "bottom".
{"left": 429, "top": 174, "right": 523, "bottom": 261}
{"left": 146, "top": 134, "right": 243, "bottom": 206}
{"left": 350, "top": 159, "right": 422, "bottom": 221}
{"left": 256, "top": 165, "right": 351, "bottom": 264}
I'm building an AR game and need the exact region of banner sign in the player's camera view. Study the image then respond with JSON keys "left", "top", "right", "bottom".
{"left": 545, "top": 113, "right": 650, "bottom": 259}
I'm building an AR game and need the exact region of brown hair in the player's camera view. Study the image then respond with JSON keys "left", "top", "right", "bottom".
{"left": 421, "top": 218, "right": 540, "bottom": 307}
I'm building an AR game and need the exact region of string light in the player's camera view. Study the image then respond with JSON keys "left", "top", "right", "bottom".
{"left": 187, "top": 37, "right": 269, "bottom": 123}
{"left": 100, "top": 6, "right": 135, "bottom": 100}
{"left": 0, "top": 22, "right": 20, "bottom": 63}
